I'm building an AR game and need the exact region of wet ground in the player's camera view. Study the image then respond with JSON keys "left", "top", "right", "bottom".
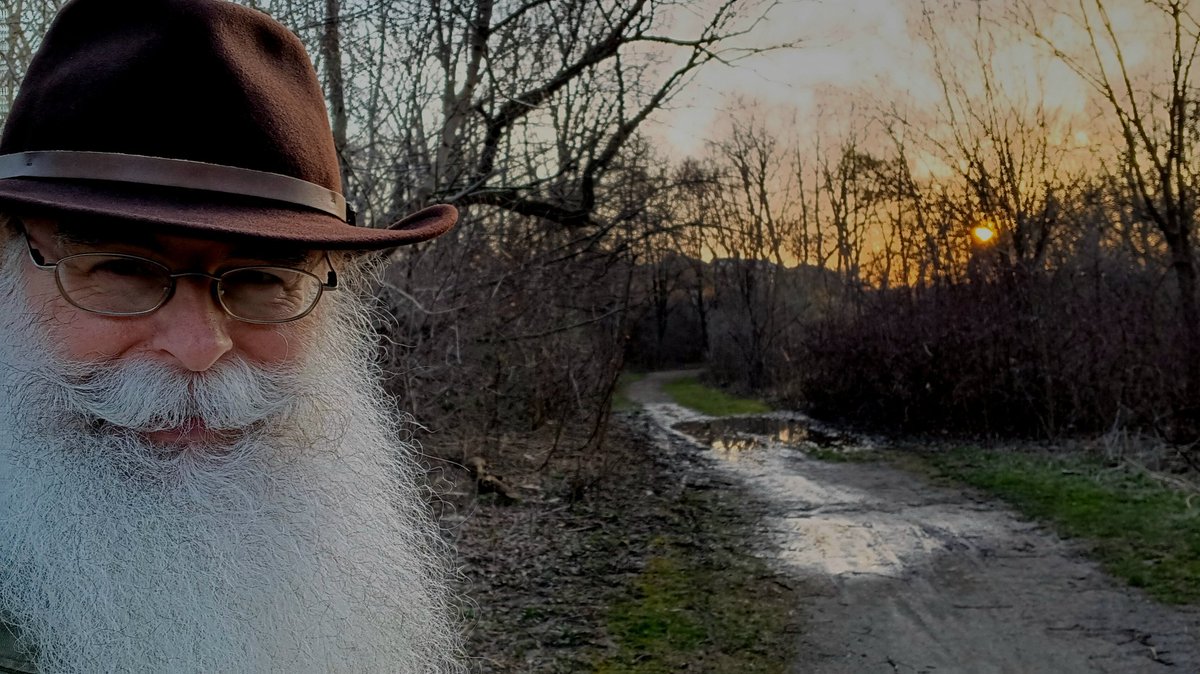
{"left": 444, "top": 391, "right": 804, "bottom": 672}
{"left": 628, "top": 370, "right": 1200, "bottom": 673}
{"left": 673, "top": 416, "right": 849, "bottom": 456}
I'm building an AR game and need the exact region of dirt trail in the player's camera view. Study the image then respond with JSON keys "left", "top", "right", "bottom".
{"left": 627, "top": 372, "right": 1200, "bottom": 674}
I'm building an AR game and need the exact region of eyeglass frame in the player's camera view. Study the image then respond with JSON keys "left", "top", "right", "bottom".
{"left": 20, "top": 226, "right": 339, "bottom": 325}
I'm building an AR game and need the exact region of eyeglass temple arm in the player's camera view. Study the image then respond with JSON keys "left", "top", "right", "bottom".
{"left": 323, "top": 250, "right": 338, "bottom": 290}
{"left": 21, "top": 228, "right": 51, "bottom": 268}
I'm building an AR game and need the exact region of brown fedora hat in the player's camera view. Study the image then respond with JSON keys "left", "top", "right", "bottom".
{"left": 0, "top": 0, "right": 456, "bottom": 249}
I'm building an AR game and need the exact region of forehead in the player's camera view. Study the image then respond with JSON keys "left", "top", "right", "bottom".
{"left": 26, "top": 216, "right": 316, "bottom": 265}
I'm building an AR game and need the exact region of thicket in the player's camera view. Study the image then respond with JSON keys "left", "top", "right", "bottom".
{"left": 777, "top": 262, "right": 1184, "bottom": 437}
{"left": 624, "top": 233, "right": 1190, "bottom": 440}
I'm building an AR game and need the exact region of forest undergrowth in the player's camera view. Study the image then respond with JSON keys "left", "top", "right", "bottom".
{"left": 431, "top": 415, "right": 803, "bottom": 673}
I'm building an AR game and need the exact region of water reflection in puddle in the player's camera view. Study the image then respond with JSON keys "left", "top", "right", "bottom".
{"left": 664, "top": 413, "right": 998, "bottom": 578}
{"left": 672, "top": 417, "right": 845, "bottom": 460}
{"left": 765, "top": 513, "right": 946, "bottom": 577}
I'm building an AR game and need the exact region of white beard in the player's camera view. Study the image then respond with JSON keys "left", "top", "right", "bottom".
{"left": 0, "top": 247, "right": 463, "bottom": 673}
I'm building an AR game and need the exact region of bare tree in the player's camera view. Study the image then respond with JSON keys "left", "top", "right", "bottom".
{"left": 0, "top": 0, "right": 65, "bottom": 119}
{"left": 256, "top": 0, "right": 787, "bottom": 231}
{"left": 917, "top": 3, "right": 1084, "bottom": 277}
{"left": 704, "top": 116, "right": 799, "bottom": 389}
{"left": 819, "top": 139, "right": 885, "bottom": 290}
{"left": 1019, "top": 0, "right": 1200, "bottom": 429}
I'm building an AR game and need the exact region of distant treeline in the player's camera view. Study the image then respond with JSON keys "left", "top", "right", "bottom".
{"left": 626, "top": 249, "right": 1186, "bottom": 439}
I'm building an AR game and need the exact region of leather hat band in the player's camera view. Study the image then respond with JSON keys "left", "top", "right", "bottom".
{"left": 0, "top": 150, "right": 353, "bottom": 223}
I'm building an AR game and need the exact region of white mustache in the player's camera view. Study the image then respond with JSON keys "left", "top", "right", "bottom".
{"left": 48, "top": 357, "right": 298, "bottom": 432}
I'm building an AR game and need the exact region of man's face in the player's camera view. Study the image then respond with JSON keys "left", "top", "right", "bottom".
{"left": 0, "top": 218, "right": 462, "bottom": 672}
{"left": 19, "top": 218, "right": 321, "bottom": 445}
{"left": 20, "top": 217, "right": 318, "bottom": 366}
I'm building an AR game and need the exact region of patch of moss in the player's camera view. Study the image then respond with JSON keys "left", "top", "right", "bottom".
{"left": 603, "top": 556, "right": 707, "bottom": 655}
{"left": 662, "top": 377, "right": 770, "bottom": 417}
{"left": 594, "top": 495, "right": 799, "bottom": 673}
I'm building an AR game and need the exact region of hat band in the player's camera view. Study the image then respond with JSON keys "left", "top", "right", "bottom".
{"left": 0, "top": 150, "right": 353, "bottom": 223}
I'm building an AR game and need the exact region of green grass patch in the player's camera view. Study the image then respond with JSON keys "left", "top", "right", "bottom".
{"left": 928, "top": 448, "right": 1200, "bottom": 604}
{"left": 612, "top": 371, "right": 646, "bottom": 411}
{"left": 662, "top": 376, "right": 770, "bottom": 417}
{"left": 595, "top": 540, "right": 796, "bottom": 673}
{"left": 602, "top": 555, "right": 707, "bottom": 657}
{"left": 806, "top": 447, "right": 882, "bottom": 463}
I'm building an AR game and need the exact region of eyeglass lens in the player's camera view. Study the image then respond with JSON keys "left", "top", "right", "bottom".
{"left": 218, "top": 267, "right": 322, "bottom": 322}
{"left": 54, "top": 253, "right": 323, "bottom": 322}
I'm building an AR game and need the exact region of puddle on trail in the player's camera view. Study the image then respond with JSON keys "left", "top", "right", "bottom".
{"left": 672, "top": 417, "right": 845, "bottom": 459}
{"left": 667, "top": 412, "right": 1001, "bottom": 578}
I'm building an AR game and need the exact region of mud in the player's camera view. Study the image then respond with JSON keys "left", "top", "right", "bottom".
{"left": 673, "top": 416, "right": 847, "bottom": 455}
{"left": 629, "top": 370, "right": 1200, "bottom": 673}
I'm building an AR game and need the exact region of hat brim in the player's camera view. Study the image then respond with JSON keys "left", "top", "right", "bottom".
{"left": 0, "top": 178, "right": 455, "bottom": 249}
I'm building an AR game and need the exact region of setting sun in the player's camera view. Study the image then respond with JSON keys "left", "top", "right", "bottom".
{"left": 973, "top": 225, "right": 996, "bottom": 243}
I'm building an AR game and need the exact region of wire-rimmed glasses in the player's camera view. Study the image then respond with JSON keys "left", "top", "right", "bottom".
{"left": 24, "top": 235, "right": 338, "bottom": 324}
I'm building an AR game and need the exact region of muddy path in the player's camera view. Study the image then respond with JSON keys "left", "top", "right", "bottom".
{"left": 627, "top": 371, "right": 1200, "bottom": 673}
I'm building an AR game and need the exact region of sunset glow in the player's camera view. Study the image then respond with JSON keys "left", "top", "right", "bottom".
{"left": 973, "top": 226, "right": 996, "bottom": 243}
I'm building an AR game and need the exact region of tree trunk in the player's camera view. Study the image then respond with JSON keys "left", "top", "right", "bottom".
{"left": 320, "top": 0, "right": 349, "bottom": 192}
{"left": 1166, "top": 229, "right": 1200, "bottom": 431}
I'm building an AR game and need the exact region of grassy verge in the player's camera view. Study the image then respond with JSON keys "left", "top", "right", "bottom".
{"left": 593, "top": 492, "right": 799, "bottom": 673}
{"left": 926, "top": 448, "right": 1200, "bottom": 604}
{"left": 805, "top": 446, "right": 882, "bottom": 463}
{"left": 612, "top": 371, "right": 645, "bottom": 411}
{"left": 662, "top": 376, "right": 770, "bottom": 417}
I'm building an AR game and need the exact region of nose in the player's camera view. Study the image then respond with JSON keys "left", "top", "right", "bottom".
{"left": 148, "top": 277, "right": 233, "bottom": 372}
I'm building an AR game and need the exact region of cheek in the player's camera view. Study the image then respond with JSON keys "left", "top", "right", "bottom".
{"left": 239, "top": 297, "right": 337, "bottom": 367}
{"left": 229, "top": 324, "right": 303, "bottom": 365}
{"left": 20, "top": 265, "right": 143, "bottom": 360}
{"left": 60, "top": 321, "right": 142, "bottom": 360}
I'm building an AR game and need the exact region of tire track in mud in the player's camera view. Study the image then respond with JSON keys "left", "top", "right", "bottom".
{"left": 629, "top": 371, "right": 1200, "bottom": 674}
